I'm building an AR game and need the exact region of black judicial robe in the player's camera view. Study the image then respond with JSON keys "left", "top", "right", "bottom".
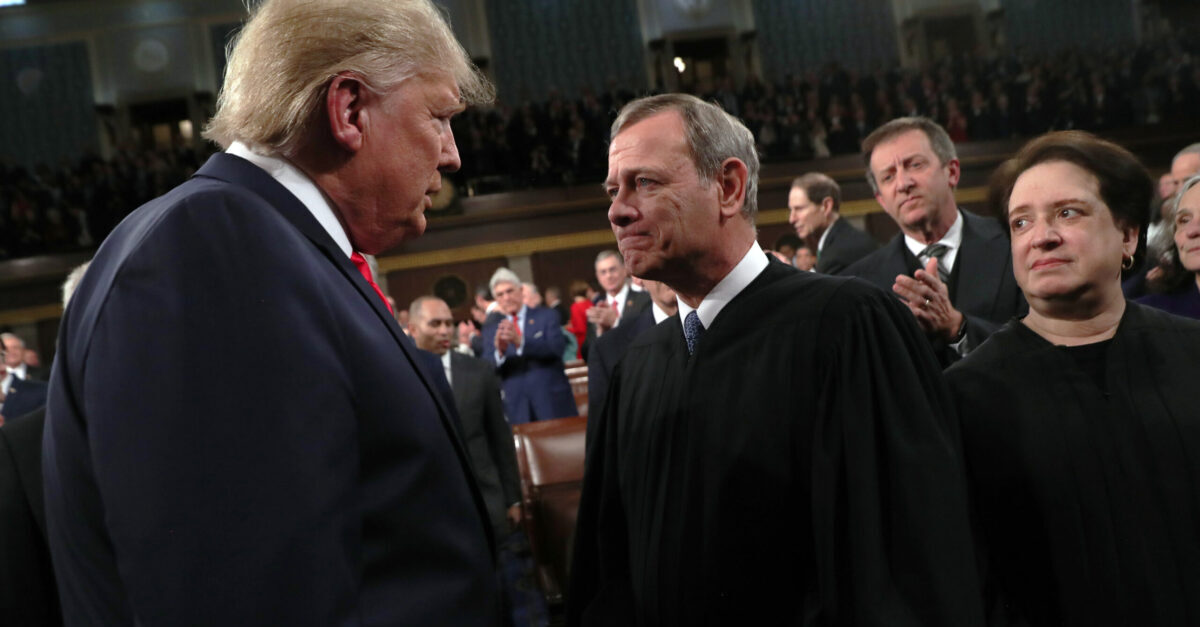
{"left": 569, "top": 259, "right": 985, "bottom": 627}
{"left": 945, "top": 302, "right": 1200, "bottom": 627}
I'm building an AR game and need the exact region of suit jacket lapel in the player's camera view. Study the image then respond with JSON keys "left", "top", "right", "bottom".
{"left": 954, "top": 212, "right": 1009, "bottom": 316}
{"left": 194, "top": 154, "right": 477, "bottom": 489}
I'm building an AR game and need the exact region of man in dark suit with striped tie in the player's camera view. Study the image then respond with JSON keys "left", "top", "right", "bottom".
{"left": 842, "top": 117, "right": 1025, "bottom": 365}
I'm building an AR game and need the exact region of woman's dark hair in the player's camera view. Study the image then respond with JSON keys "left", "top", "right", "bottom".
{"left": 568, "top": 279, "right": 590, "bottom": 299}
{"left": 990, "top": 130, "right": 1153, "bottom": 278}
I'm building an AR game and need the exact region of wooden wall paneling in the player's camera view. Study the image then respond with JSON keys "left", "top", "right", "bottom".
{"left": 529, "top": 245, "right": 614, "bottom": 298}
{"left": 384, "top": 256, "right": 508, "bottom": 323}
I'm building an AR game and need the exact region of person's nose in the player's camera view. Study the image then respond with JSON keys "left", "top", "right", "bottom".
{"left": 609, "top": 188, "right": 637, "bottom": 228}
{"left": 439, "top": 127, "right": 461, "bottom": 173}
{"left": 1030, "top": 219, "right": 1061, "bottom": 249}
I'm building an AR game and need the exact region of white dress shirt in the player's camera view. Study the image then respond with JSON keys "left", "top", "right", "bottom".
{"left": 676, "top": 240, "right": 769, "bottom": 333}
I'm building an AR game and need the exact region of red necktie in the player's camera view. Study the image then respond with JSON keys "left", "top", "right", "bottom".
{"left": 512, "top": 314, "right": 522, "bottom": 339}
{"left": 350, "top": 252, "right": 393, "bottom": 314}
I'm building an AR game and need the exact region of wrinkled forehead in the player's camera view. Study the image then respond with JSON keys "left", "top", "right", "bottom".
{"left": 870, "top": 129, "right": 936, "bottom": 170}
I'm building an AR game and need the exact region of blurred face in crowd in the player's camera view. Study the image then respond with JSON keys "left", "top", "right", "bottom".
{"left": 787, "top": 187, "right": 830, "bottom": 240}
{"left": 642, "top": 279, "right": 678, "bottom": 316}
{"left": 1159, "top": 173, "right": 1177, "bottom": 202}
{"left": 336, "top": 73, "right": 465, "bottom": 253}
{"left": 523, "top": 284, "right": 542, "bottom": 308}
{"left": 2, "top": 337, "right": 23, "bottom": 369}
{"left": 1169, "top": 153, "right": 1200, "bottom": 199}
{"left": 869, "top": 129, "right": 960, "bottom": 239}
{"left": 1174, "top": 184, "right": 1200, "bottom": 274}
{"left": 492, "top": 281, "right": 524, "bottom": 315}
{"left": 595, "top": 255, "right": 628, "bottom": 296}
{"left": 409, "top": 299, "right": 454, "bottom": 355}
{"left": 1007, "top": 160, "right": 1137, "bottom": 309}
{"left": 607, "top": 111, "right": 724, "bottom": 284}
{"left": 794, "top": 247, "right": 817, "bottom": 271}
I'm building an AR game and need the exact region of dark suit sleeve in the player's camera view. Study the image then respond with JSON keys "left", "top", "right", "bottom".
{"left": 67, "top": 197, "right": 363, "bottom": 624}
{"left": 0, "top": 416, "right": 60, "bottom": 626}
{"left": 479, "top": 365, "right": 521, "bottom": 507}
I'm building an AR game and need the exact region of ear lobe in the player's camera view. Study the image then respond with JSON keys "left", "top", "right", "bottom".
{"left": 717, "top": 158, "right": 749, "bottom": 217}
{"left": 327, "top": 73, "right": 367, "bottom": 153}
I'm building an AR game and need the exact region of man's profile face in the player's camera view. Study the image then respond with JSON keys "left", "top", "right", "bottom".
{"left": 2, "top": 337, "right": 23, "bottom": 368}
{"left": 341, "top": 72, "right": 465, "bottom": 253}
{"left": 410, "top": 300, "right": 454, "bottom": 355}
{"left": 869, "top": 129, "right": 960, "bottom": 235}
{"left": 605, "top": 111, "right": 722, "bottom": 283}
{"left": 595, "top": 256, "right": 627, "bottom": 295}
{"left": 492, "top": 281, "right": 524, "bottom": 315}
{"left": 787, "top": 186, "right": 828, "bottom": 240}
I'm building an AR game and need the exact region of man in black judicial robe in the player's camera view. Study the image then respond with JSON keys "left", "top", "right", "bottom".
{"left": 568, "top": 93, "right": 984, "bottom": 626}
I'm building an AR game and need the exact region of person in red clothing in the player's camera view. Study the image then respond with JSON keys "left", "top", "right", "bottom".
{"left": 566, "top": 279, "right": 593, "bottom": 359}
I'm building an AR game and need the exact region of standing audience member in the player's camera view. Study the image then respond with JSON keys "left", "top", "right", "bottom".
{"left": 948, "top": 130, "right": 1200, "bottom": 627}
{"left": 786, "top": 172, "right": 877, "bottom": 274}
{"left": 843, "top": 116, "right": 1025, "bottom": 365}
{"left": 1138, "top": 173, "right": 1200, "bottom": 318}
{"left": 585, "top": 279, "right": 676, "bottom": 448}
{"left": 407, "top": 296, "right": 548, "bottom": 627}
{"left": 42, "top": 1, "right": 502, "bottom": 624}
{"left": 582, "top": 250, "right": 649, "bottom": 359}
{"left": 0, "top": 262, "right": 88, "bottom": 627}
{"left": 793, "top": 243, "right": 818, "bottom": 271}
{"left": 544, "top": 285, "right": 570, "bottom": 327}
{"left": 482, "top": 268, "right": 576, "bottom": 423}
{"left": 523, "top": 282, "right": 543, "bottom": 308}
{"left": 570, "top": 93, "right": 984, "bottom": 626}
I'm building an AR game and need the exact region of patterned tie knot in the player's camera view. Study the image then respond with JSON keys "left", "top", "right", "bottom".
{"left": 684, "top": 310, "right": 705, "bottom": 355}
{"left": 918, "top": 243, "right": 951, "bottom": 282}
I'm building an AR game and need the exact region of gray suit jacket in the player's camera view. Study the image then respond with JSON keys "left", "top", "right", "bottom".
{"left": 449, "top": 352, "right": 522, "bottom": 538}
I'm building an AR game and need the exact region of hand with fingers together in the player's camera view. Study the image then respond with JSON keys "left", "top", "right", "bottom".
{"left": 893, "top": 257, "right": 965, "bottom": 343}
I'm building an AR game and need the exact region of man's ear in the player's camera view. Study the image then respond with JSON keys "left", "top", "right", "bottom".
{"left": 717, "top": 157, "right": 749, "bottom": 218}
{"left": 326, "top": 73, "right": 368, "bottom": 153}
{"left": 820, "top": 196, "right": 836, "bottom": 218}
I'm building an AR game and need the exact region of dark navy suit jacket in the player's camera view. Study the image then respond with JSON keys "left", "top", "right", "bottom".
{"left": 42, "top": 153, "right": 499, "bottom": 626}
{"left": 2, "top": 377, "right": 48, "bottom": 424}
{"left": 481, "top": 306, "right": 575, "bottom": 423}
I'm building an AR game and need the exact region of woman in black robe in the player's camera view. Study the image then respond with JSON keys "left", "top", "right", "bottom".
{"left": 945, "top": 131, "right": 1200, "bottom": 627}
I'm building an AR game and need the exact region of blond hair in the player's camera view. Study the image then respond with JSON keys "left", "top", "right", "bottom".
{"left": 204, "top": 0, "right": 493, "bottom": 155}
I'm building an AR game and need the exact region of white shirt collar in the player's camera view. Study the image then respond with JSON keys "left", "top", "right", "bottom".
{"left": 817, "top": 216, "right": 835, "bottom": 253}
{"left": 440, "top": 350, "right": 452, "bottom": 386}
{"left": 651, "top": 302, "right": 672, "bottom": 324}
{"left": 226, "top": 141, "right": 353, "bottom": 258}
{"left": 903, "top": 209, "right": 963, "bottom": 271}
{"left": 607, "top": 283, "right": 630, "bottom": 308}
{"left": 676, "top": 240, "right": 769, "bottom": 332}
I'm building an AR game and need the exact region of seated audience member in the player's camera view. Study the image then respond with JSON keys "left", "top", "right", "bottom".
{"left": 583, "top": 250, "right": 649, "bottom": 359}
{"left": 566, "top": 280, "right": 592, "bottom": 360}
{"left": 1138, "top": 173, "right": 1200, "bottom": 318}
{"left": 843, "top": 117, "right": 1026, "bottom": 365}
{"left": 947, "top": 131, "right": 1200, "bottom": 627}
{"left": 0, "top": 261, "right": 88, "bottom": 627}
{"left": 406, "top": 296, "right": 547, "bottom": 626}
{"left": 482, "top": 268, "right": 576, "bottom": 423}
{"left": 787, "top": 172, "right": 877, "bottom": 274}
{"left": 793, "top": 243, "right": 818, "bottom": 271}
{"left": 585, "top": 279, "right": 676, "bottom": 450}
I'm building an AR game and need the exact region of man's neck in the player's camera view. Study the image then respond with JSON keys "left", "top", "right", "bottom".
{"left": 672, "top": 234, "right": 756, "bottom": 308}
{"left": 906, "top": 205, "right": 957, "bottom": 245}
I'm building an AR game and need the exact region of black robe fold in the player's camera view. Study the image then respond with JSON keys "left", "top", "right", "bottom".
{"left": 945, "top": 302, "right": 1200, "bottom": 627}
{"left": 569, "top": 259, "right": 985, "bottom": 626}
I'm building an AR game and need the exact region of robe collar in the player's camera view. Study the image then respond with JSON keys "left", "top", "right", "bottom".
{"left": 676, "top": 240, "right": 769, "bottom": 332}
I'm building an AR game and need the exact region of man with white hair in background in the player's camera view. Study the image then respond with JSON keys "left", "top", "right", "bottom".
{"left": 481, "top": 268, "right": 576, "bottom": 424}
{"left": 42, "top": 1, "right": 501, "bottom": 624}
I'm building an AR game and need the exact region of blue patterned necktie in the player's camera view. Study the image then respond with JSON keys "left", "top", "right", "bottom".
{"left": 684, "top": 310, "right": 705, "bottom": 355}
{"left": 918, "top": 242, "right": 951, "bottom": 283}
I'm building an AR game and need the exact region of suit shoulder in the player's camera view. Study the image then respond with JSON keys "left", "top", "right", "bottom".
{"left": 838, "top": 236, "right": 900, "bottom": 279}
{"left": 962, "top": 208, "right": 1007, "bottom": 239}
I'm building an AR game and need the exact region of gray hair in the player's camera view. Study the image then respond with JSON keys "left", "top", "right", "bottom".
{"left": 204, "top": 0, "right": 493, "bottom": 155}
{"left": 861, "top": 116, "right": 958, "bottom": 194}
{"left": 611, "top": 93, "right": 761, "bottom": 221}
{"left": 1174, "top": 143, "right": 1200, "bottom": 162}
{"left": 594, "top": 249, "right": 623, "bottom": 267}
{"left": 489, "top": 267, "right": 521, "bottom": 294}
{"left": 0, "top": 333, "right": 22, "bottom": 350}
{"left": 62, "top": 261, "right": 90, "bottom": 308}
{"left": 1171, "top": 173, "right": 1200, "bottom": 222}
